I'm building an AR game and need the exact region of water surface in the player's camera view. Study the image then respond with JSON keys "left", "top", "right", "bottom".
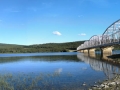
{"left": 0, "top": 52, "right": 119, "bottom": 90}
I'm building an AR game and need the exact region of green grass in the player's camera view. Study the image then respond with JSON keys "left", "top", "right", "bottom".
{"left": 0, "top": 71, "right": 89, "bottom": 90}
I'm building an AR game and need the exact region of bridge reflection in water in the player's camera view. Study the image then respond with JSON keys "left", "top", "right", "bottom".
{"left": 77, "top": 53, "right": 120, "bottom": 80}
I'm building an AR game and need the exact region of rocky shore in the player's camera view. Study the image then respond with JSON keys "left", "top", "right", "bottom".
{"left": 89, "top": 75, "right": 120, "bottom": 90}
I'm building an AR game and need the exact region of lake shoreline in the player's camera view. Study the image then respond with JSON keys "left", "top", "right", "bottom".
{"left": 90, "top": 74, "right": 120, "bottom": 90}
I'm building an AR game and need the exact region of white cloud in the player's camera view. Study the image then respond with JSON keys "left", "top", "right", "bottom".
{"left": 78, "top": 33, "right": 86, "bottom": 36}
{"left": 53, "top": 31, "right": 62, "bottom": 36}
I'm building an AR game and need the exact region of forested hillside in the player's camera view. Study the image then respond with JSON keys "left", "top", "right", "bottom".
{"left": 0, "top": 41, "right": 85, "bottom": 53}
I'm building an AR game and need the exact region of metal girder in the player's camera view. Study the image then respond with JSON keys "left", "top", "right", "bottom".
{"left": 77, "top": 19, "right": 120, "bottom": 50}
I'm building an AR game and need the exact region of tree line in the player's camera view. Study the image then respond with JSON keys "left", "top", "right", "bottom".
{"left": 0, "top": 41, "right": 85, "bottom": 53}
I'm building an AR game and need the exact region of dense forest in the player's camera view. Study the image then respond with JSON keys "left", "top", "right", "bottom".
{"left": 0, "top": 41, "right": 85, "bottom": 53}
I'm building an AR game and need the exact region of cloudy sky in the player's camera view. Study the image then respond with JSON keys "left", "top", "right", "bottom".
{"left": 0, "top": 0, "right": 120, "bottom": 45}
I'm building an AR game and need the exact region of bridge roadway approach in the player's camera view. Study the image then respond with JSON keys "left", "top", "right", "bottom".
{"left": 77, "top": 19, "right": 120, "bottom": 55}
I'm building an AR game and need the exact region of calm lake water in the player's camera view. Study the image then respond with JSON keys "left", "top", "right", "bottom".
{"left": 0, "top": 52, "right": 120, "bottom": 90}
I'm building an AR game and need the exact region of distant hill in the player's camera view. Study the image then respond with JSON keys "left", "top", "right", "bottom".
{"left": 0, "top": 43, "right": 24, "bottom": 49}
{"left": 0, "top": 41, "right": 85, "bottom": 53}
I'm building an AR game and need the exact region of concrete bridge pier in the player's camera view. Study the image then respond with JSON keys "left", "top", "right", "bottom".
{"left": 77, "top": 50, "right": 83, "bottom": 53}
{"left": 80, "top": 50, "right": 84, "bottom": 53}
{"left": 100, "top": 46, "right": 114, "bottom": 55}
{"left": 88, "top": 48, "right": 96, "bottom": 58}
{"left": 83, "top": 49, "right": 89, "bottom": 54}
{"left": 89, "top": 48, "right": 96, "bottom": 54}
{"left": 83, "top": 48, "right": 96, "bottom": 54}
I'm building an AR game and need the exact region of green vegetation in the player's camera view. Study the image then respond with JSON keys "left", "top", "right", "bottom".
{"left": 0, "top": 41, "right": 84, "bottom": 53}
{"left": 0, "top": 72, "right": 84, "bottom": 90}
{"left": 113, "top": 45, "right": 120, "bottom": 50}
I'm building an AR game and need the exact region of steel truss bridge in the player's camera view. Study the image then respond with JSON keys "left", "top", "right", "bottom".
{"left": 77, "top": 19, "right": 120, "bottom": 53}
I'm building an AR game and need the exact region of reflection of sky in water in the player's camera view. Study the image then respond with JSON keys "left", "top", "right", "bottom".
{"left": 0, "top": 52, "right": 119, "bottom": 89}
{"left": 0, "top": 52, "right": 77, "bottom": 57}
{"left": 0, "top": 59, "right": 90, "bottom": 74}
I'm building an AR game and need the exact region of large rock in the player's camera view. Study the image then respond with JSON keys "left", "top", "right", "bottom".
{"left": 108, "top": 82, "right": 116, "bottom": 86}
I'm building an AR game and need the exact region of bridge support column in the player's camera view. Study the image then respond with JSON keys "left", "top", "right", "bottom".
{"left": 89, "top": 48, "right": 96, "bottom": 58}
{"left": 89, "top": 48, "right": 96, "bottom": 54}
{"left": 82, "top": 50, "right": 84, "bottom": 53}
{"left": 84, "top": 49, "right": 89, "bottom": 54}
{"left": 79, "top": 50, "right": 84, "bottom": 53}
{"left": 101, "top": 46, "right": 114, "bottom": 54}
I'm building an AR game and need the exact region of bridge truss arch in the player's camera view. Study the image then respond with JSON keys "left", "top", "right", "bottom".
{"left": 77, "top": 35, "right": 102, "bottom": 50}
{"left": 77, "top": 19, "right": 120, "bottom": 50}
{"left": 102, "top": 19, "right": 120, "bottom": 44}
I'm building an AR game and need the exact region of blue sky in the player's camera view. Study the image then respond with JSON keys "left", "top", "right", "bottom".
{"left": 0, "top": 0, "right": 120, "bottom": 45}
